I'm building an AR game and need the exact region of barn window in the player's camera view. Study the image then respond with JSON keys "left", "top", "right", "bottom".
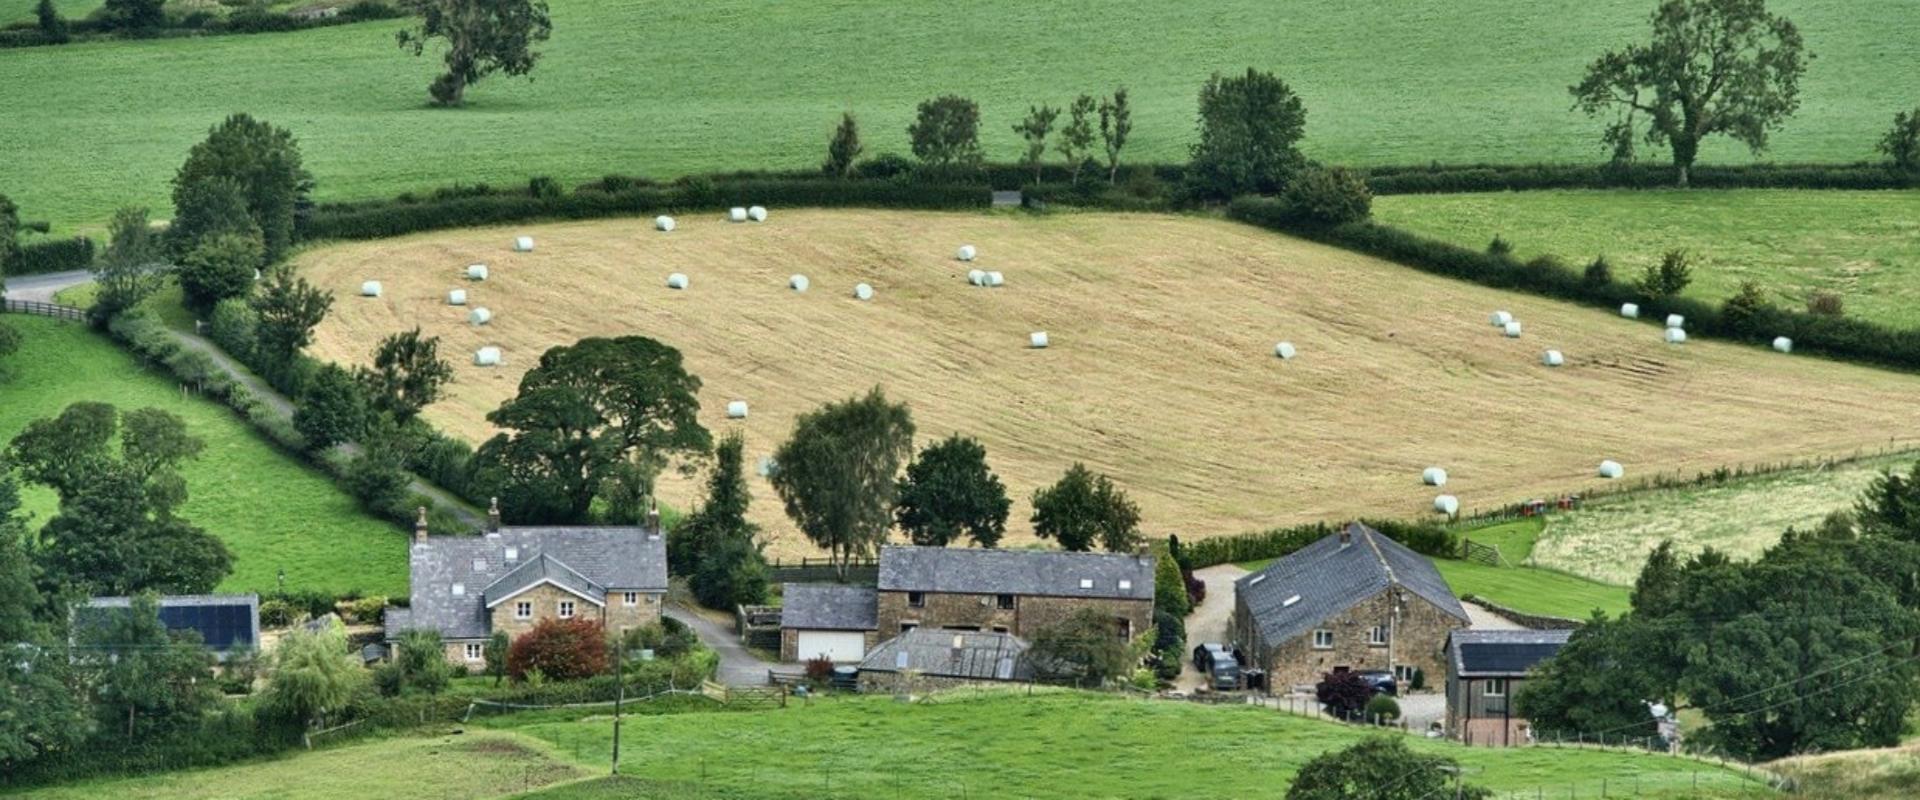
{"left": 996, "top": 594, "right": 1015, "bottom": 609}
{"left": 908, "top": 591, "right": 925, "bottom": 608}
{"left": 1312, "top": 629, "right": 1334, "bottom": 649}
{"left": 1368, "top": 626, "right": 1389, "bottom": 646}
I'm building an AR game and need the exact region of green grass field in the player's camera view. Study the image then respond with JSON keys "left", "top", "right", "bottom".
{"left": 0, "top": 315, "right": 406, "bottom": 596}
{"left": 13, "top": 731, "right": 586, "bottom": 800}
{"left": 1374, "top": 189, "right": 1920, "bottom": 329}
{"left": 492, "top": 691, "right": 1761, "bottom": 799}
{"left": 1530, "top": 454, "right": 1913, "bottom": 586}
{"left": 3, "top": 0, "right": 1917, "bottom": 231}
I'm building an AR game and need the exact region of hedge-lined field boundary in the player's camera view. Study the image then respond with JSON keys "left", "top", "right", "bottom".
{"left": 7, "top": 235, "right": 95, "bottom": 276}
{"left": 1180, "top": 518, "right": 1457, "bottom": 571}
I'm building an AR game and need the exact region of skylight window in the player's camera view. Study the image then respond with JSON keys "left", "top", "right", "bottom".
{"left": 472, "top": 558, "right": 487, "bottom": 571}
{"left": 451, "top": 583, "right": 465, "bottom": 596}
{"left": 1248, "top": 574, "right": 1268, "bottom": 586}
{"left": 1282, "top": 594, "right": 1301, "bottom": 607}
{"left": 1079, "top": 579, "right": 1094, "bottom": 589}
{"left": 504, "top": 547, "right": 519, "bottom": 561}
{"left": 1118, "top": 580, "right": 1133, "bottom": 591}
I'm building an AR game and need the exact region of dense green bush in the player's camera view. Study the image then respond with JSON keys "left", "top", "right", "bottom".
{"left": 1181, "top": 518, "right": 1457, "bottom": 570}
{"left": 8, "top": 236, "right": 94, "bottom": 275}
{"left": 206, "top": 297, "right": 258, "bottom": 359}
{"left": 1365, "top": 694, "right": 1401, "bottom": 723}
{"left": 1278, "top": 165, "right": 1372, "bottom": 225}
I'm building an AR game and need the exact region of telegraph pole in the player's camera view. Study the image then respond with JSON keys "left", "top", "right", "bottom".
{"left": 611, "top": 641, "right": 625, "bottom": 775}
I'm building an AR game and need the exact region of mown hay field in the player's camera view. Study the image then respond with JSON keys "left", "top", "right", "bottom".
{"left": 297, "top": 210, "right": 1920, "bottom": 557}
{"left": 5, "top": 0, "right": 1919, "bottom": 230}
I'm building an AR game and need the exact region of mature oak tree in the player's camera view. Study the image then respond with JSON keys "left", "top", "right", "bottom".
{"left": 907, "top": 95, "right": 983, "bottom": 169}
{"left": 474, "top": 336, "right": 710, "bottom": 524}
{"left": 171, "top": 114, "right": 310, "bottom": 263}
{"left": 1186, "top": 69, "right": 1306, "bottom": 199}
{"left": 1570, "top": 0, "right": 1808, "bottom": 187}
{"left": 893, "top": 434, "right": 1010, "bottom": 548}
{"left": 769, "top": 387, "right": 914, "bottom": 578}
{"left": 397, "top": 0, "right": 553, "bottom": 106}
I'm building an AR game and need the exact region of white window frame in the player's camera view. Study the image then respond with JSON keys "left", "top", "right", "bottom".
{"left": 1312, "top": 629, "right": 1334, "bottom": 650}
{"left": 623, "top": 591, "right": 639, "bottom": 606}
{"left": 463, "top": 643, "right": 483, "bottom": 662}
{"left": 558, "top": 600, "right": 576, "bottom": 619}
{"left": 514, "top": 601, "right": 532, "bottom": 620}
{"left": 1368, "top": 625, "right": 1389, "bottom": 646}
{"left": 1484, "top": 678, "right": 1507, "bottom": 697}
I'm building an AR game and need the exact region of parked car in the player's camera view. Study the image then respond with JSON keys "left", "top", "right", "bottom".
{"left": 1193, "top": 642, "right": 1231, "bottom": 670}
{"left": 1356, "top": 669, "right": 1398, "bottom": 696}
{"left": 1192, "top": 643, "right": 1240, "bottom": 690}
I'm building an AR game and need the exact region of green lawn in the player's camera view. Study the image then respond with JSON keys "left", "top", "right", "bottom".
{"left": 0, "top": 315, "right": 406, "bottom": 596}
{"left": 1374, "top": 189, "right": 1920, "bottom": 330}
{"left": 1529, "top": 454, "right": 1912, "bottom": 586}
{"left": 493, "top": 691, "right": 1762, "bottom": 799}
{"left": 4, "top": 1, "right": 1918, "bottom": 231}
{"left": 12, "top": 730, "right": 586, "bottom": 800}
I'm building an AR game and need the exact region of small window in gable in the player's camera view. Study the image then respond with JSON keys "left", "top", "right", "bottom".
{"left": 558, "top": 600, "right": 576, "bottom": 618}
{"left": 514, "top": 601, "right": 531, "bottom": 620}
{"left": 623, "top": 592, "right": 638, "bottom": 606}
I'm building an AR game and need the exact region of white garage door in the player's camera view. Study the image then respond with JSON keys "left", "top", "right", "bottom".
{"left": 795, "top": 630, "right": 867, "bottom": 662}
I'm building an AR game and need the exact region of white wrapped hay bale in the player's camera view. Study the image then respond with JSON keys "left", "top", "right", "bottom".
{"left": 1422, "top": 467, "right": 1448, "bottom": 486}
{"left": 1273, "top": 341, "right": 1297, "bottom": 360}
{"left": 956, "top": 245, "right": 977, "bottom": 262}
{"left": 512, "top": 236, "right": 534, "bottom": 252}
{"left": 728, "top": 207, "right": 748, "bottom": 223}
{"left": 1773, "top": 336, "right": 1793, "bottom": 354}
{"left": 360, "top": 281, "right": 382, "bottom": 297}
{"left": 467, "top": 264, "right": 489, "bottom": 281}
{"left": 789, "top": 274, "right": 809, "bottom": 292}
{"left": 667, "top": 273, "right": 689, "bottom": 290}
{"left": 1542, "top": 349, "right": 1564, "bottom": 367}
{"left": 447, "top": 289, "right": 467, "bottom": 306}
{"left": 748, "top": 205, "right": 768, "bottom": 222}
{"left": 474, "top": 347, "right": 502, "bottom": 366}
{"left": 654, "top": 215, "right": 675, "bottom": 232}
{"left": 853, "top": 283, "right": 874, "bottom": 301}
{"left": 1489, "top": 310, "right": 1513, "bottom": 327}
{"left": 967, "top": 269, "right": 987, "bottom": 286}
{"left": 1598, "top": 460, "right": 1625, "bottom": 479}
{"left": 986, "top": 271, "right": 1004, "bottom": 287}
{"left": 1434, "top": 495, "right": 1460, "bottom": 515}
{"left": 726, "top": 400, "right": 749, "bottom": 419}
{"left": 1620, "top": 303, "right": 1639, "bottom": 318}
{"left": 469, "top": 307, "right": 492, "bottom": 325}
{"left": 1665, "top": 313, "right": 1685, "bottom": 329}
{"left": 1665, "top": 327, "right": 1688, "bottom": 344}
{"left": 1029, "top": 331, "right": 1049, "bottom": 349}
{"left": 1503, "top": 321, "right": 1522, "bottom": 338}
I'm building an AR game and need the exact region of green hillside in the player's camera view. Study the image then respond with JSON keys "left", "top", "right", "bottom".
{"left": 0, "top": 315, "right": 406, "bottom": 596}
{"left": 2, "top": 0, "right": 1916, "bottom": 231}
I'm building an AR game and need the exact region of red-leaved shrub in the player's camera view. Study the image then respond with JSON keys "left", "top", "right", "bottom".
{"left": 507, "top": 617, "right": 609, "bottom": 682}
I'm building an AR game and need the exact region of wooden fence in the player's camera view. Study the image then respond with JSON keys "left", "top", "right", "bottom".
{"left": 700, "top": 679, "right": 788, "bottom": 708}
{"left": 0, "top": 299, "right": 85, "bottom": 322}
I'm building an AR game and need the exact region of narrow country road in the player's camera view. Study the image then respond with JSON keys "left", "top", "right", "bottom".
{"left": 665, "top": 605, "right": 777, "bottom": 686}
{"left": 1, "top": 269, "right": 91, "bottom": 303}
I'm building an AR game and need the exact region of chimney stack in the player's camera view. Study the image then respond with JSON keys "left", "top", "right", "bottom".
{"left": 1338, "top": 527, "right": 1352, "bottom": 548}
{"left": 646, "top": 500, "right": 662, "bottom": 537}
{"left": 413, "top": 506, "right": 429, "bottom": 542}
{"left": 487, "top": 497, "right": 502, "bottom": 533}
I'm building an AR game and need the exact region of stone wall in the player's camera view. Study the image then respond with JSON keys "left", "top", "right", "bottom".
{"left": 856, "top": 670, "right": 1022, "bottom": 694}
{"left": 604, "top": 589, "right": 664, "bottom": 637}
{"left": 1241, "top": 588, "right": 1466, "bottom": 691}
{"left": 875, "top": 590, "right": 1150, "bottom": 640}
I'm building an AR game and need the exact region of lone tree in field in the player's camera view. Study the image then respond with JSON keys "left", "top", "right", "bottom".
{"left": 1098, "top": 87, "right": 1132, "bottom": 184}
{"left": 356, "top": 327, "right": 454, "bottom": 423}
{"left": 1030, "top": 463, "right": 1142, "bottom": 553}
{"left": 1637, "top": 248, "right": 1693, "bottom": 299}
{"left": 769, "top": 387, "right": 915, "bottom": 579}
{"left": 1880, "top": 108, "right": 1920, "bottom": 172}
{"left": 1570, "top": 0, "right": 1808, "bottom": 187}
{"left": 172, "top": 114, "right": 310, "bottom": 264}
{"left": 1012, "top": 103, "right": 1059, "bottom": 184}
{"left": 473, "top": 336, "right": 711, "bottom": 524}
{"left": 397, "top": 0, "right": 553, "bottom": 107}
{"left": 1287, "top": 737, "right": 1489, "bottom": 800}
{"left": 894, "top": 434, "right": 1010, "bottom": 548}
{"left": 1187, "top": 68, "right": 1308, "bottom": 199}
{"left": 823, "top": 112, "right": 863, "bottom": 178}
{"left": 907, "top": 95, "right": 983, "bottom": 170}
{"left": 1058, "top": 94, "right": 1097, "bottom": 184}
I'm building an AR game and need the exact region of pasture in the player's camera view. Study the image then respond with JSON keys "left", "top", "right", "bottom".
{"left": 295, "top": 210, "right": 1920, "bottom": 558}
{"left": 1529, "top": 454, "right": 1912, "bottom": 585}
{"left": 3, "top": 0, "right": 1919, "bottom": 230}
{"left": 0, "top": 315, "right": 406, "bottom": 596}
{"left": 1374, "top": 190, "right": 1920, "bottom": 330}
{"left": 493, "top": 690, "right": 1763, "bottom": 799}
{"left": 13, "top": 731, "right": 586, "bottom": 800}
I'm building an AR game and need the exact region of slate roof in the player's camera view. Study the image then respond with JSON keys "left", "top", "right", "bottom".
{"left": 1235, "top": 523, "right": 1470, "bottom": 646}
{"left": 483, "top": 553, "right": 607, "bottom": 608}
{"left": 76, "top": 594, "right": 260, "bottom": 655}
{"left": 859, "top": 629, "right": 1034, "bottom": 681}
{"left": 780, "top": 584, "right": 878, "bottom": 630}
{"left": 394, "top": 527, "right": 665, "bottom": 641}
{"left": 876, "top": 545, "right": 1154, "bottom": 601}
{"left": 1447, "top": 629, "right": 1573, "bottom": 677}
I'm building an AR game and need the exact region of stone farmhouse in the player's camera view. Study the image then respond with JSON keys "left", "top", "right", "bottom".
{"left": 1231, "top": 523, "right": 1471, "bottom": 691}
{"left": 1445, "top": 628, "right": 1573, "bottom": 746}
{"left": 780, "top": 545, "right": 1156, "bottom": 663}
{"left": 384, "top": 504, "right": 667, "bottom": 666}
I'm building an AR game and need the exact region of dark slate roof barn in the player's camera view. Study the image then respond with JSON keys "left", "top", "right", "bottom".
{"left": 1236, "top": 522, "right": 1471, "bottom": 644}
{"left": 877, "top": 545, "right": 1154, "bottom": 600}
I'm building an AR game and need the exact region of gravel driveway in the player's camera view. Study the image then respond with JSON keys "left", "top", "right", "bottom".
{"left": 1177, "top": 564, "right": 1247, "bottom": 691}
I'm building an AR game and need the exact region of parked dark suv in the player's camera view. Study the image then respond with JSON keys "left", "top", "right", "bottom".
{"left": 1355, "top": 669, "right": 1398, "bottom": 696}
{"left": 1192, "top": 643, "right": 1241, "bottom": 690}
